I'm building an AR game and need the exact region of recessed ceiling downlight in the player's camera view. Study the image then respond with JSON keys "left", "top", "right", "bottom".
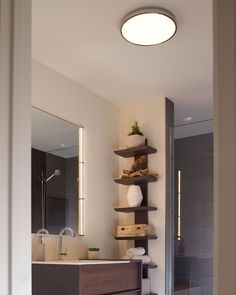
{"left": 184, "top": 117, "right": 192, "bottom": 122}
{"left": 121, "top": 8, "right": 177, "bottom": 46}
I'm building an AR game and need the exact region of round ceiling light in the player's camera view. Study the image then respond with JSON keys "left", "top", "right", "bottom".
{"left": 121, "top": 8, "right": 177, "bottom": 46}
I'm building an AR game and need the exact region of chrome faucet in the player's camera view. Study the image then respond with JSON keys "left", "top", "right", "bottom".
{"left": 58, "top": 227, "right": 75, "bottom": 260}
{"left": 36, "top": 228, "right": 49, "bottom": 235}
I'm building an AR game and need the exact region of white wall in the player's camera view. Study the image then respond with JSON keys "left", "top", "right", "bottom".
{"left": 32, "top": 60, "right": 119, "bottom": 259}
{"left": 2, "top": 1, "right": 236, "bottom": 294}
{"left": 32, "top": 62, "right": 172, "bottom": 295}
{"left": 213, "top": 0, "right": 236, "bottom": 294}
{"left": 117, "top": 99, "right": 169, "bottom": 295}
{"left": 31, "top": 64, "right": 171, "bottom": 294}
{"left": 0, "top": 1, "right": 31, "bottom": 295}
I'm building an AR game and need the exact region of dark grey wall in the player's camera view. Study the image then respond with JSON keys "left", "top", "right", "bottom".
{"left": 46, "top": 153, "right": 67, "bottom": 233}
{"left": 32, "top": 148, "right": 46, "bottom": 232}
{"left": 65, "top": 157, "right": 78, "bottom": 231}
{"left": 174, "top": 133, "right": 213, "bottom": 295}
{"left": 32, "top": 148, "right": 78, "bottom": 234}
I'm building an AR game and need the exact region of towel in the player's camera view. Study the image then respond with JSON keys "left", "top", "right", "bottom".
{"left": 142, "top": 278, "right": 151, "bottom": 295}
{"left": 127, "top": 247, "right": 145, "bottom": 257}
{"left": 131, "top": 255, "right": 151, "bottom": 264}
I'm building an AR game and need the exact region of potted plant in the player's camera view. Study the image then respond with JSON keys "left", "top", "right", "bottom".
{"left": 126, "top": 121, "right": 145, "bottom": 148}
{"left": 88, "top": 247, "right": 100, "bottom": 259}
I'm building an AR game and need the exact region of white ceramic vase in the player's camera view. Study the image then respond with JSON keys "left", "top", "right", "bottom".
{"left": 125, "top": 134, "right": 145, "bottom": 148}
{"left": 127, "top": 185, "right": 143, "bottom": 207}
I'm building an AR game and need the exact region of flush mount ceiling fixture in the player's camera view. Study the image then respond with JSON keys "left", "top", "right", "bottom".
{"left": 121, "top": 8, "right": 177, "bottom": 46}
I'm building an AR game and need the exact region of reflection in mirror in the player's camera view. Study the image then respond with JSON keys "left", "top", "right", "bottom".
{"left": 31, "top": 107, "right": 84, "bottom": 235}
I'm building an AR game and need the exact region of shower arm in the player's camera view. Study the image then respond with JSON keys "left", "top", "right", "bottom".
{"left": 40, "top": 169, "right": 61, "bottom": 229}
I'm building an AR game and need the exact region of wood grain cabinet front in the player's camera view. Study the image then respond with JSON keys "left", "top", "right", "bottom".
{"left": 32, "top": 261, "right": 142, "bottom": 295}
{"left": 32, "top": 264, "right": 79, "bottom": 295}
{"left": 112, "top": 291, "right": 141, "bottom": 295}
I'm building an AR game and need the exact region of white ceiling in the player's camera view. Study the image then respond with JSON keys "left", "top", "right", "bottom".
{"left": 32, "top": 0, "right": 213, "bottom": 126}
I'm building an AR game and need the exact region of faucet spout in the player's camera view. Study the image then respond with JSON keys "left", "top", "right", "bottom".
{"left": 58, "top": 227, "right": 75, "bottom": 260}
{"left": 59, "top": 227, "right": 75, "bottom": 237}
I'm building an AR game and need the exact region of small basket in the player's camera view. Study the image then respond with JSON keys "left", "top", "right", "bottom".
{"left": 117, "top": 224, "right": 155, "bottom": 237}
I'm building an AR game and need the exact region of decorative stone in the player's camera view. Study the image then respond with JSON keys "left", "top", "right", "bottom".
{"left": 130, "top": 155, "right": 147, "bottom": 173}
{"left": 127, "top": 185, "right": 143, "bottom": 207}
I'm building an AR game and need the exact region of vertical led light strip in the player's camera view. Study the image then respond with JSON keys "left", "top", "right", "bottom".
{"left": 78, "top": 127, "right": 84, "bottom": 235}
{"left": 177, "top": 169, "right": 182, "bottom": 240}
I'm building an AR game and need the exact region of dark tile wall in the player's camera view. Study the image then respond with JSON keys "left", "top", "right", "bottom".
{"left": 65, "top": 157, "right": 78, "bottom": 231}
{"left": 46, "top": 153, "right": 67, "bottom": 233}
{"left": 32, "top": 148, "right": 46, "bottom": 232}
{"left": 32, "top": 148, "right": 78, "bottom": 234}
{"left": 174, "top": 133, "right": 213, "bottom": 295}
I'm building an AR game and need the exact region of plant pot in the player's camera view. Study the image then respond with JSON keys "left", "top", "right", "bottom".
{"left": 88, "top": 250, "right": 100, "bottom": 260}
{"left": 127, "top": 185, "right": 143, "bottom": 207}
{"left": 125, "top": 134, "right": 145, "bottom": 148}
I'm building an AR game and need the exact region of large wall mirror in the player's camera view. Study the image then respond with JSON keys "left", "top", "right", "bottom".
{"left": 31, "top": 107, "right": 84, "bottom": 235}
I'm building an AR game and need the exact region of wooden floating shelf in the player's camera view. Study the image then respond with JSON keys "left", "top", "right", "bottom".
{"left": 113, "top": 142, "right": 158, "bottom": 282}
{"left": 114, "top": 144, "right": 157, "bottom": 158}
{"left": 114, "top": 206, "right": 157, "bottom": 213}
{"left": 113, "top": 290, "right": 141, "bottom": 295}
{"left": 143, "top": 263, "right": 158, "bottom": 269}
{"left": 114, "top": 175, "right": 158, "bottom": 185}
{"left": 114, "top": 235, "right": 157, "bottom": 240}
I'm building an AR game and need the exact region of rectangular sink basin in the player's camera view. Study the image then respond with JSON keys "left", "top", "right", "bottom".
{"left": 32, "top": 259, "right": 130, "bottom": 265}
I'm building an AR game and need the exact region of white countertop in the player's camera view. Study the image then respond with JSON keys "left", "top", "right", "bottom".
{"left": 32, "top": 259, "right": 131, "bottom": 265}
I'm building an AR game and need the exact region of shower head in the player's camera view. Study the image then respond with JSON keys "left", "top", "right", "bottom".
{"left": 45, "top": 169, "right": 61, "bottom": 182}
{"left": 54, "top": 169, "right": 61, "bottom": 176}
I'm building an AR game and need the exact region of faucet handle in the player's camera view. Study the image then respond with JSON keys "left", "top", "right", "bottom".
{"left": 61, "top": 248, "right": 68, "bottom": 257}
{"left": 59, "top": 251, "right": 68, "bottom": 261}
{"left": 36, "top": 228, "right": 49, "bottom": 235}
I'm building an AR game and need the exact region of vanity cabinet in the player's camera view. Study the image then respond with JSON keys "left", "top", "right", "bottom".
{"left": 32, "top": 261, "right": 142, "bottom": 295}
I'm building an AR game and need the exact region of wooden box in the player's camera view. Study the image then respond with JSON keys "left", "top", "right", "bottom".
{"left": 117, "top": 224, "right": 155, "bottom": 237}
